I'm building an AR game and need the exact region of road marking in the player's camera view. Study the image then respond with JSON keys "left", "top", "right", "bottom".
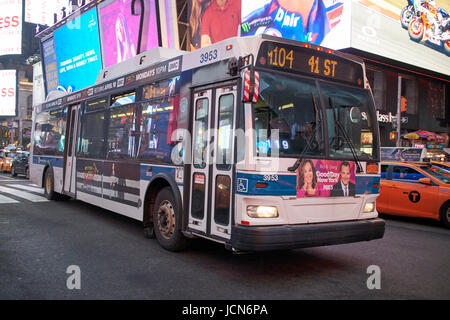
{"left": 6, "top": 184, "right": 44, "bottom": 194}
{"left": 0, "top": 194, "right": 19, "bottom": 204}
{"left": 0, "top": 186, "right": 48, "bottom": 202}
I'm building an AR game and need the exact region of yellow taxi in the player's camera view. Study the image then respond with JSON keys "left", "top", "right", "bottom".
{"left": 377, "top": 161, "right": 450, "bottom": 228}
{"left": 0, "top": 149, "right": 18, "bottom": 173}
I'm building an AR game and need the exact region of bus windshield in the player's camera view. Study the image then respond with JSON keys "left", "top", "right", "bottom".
{"left": 254, "top": 72, "right": 377, "bottom": 160}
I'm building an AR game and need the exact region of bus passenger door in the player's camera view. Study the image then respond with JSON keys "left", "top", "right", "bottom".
{"left": 63, "top": 104, "right": 81, "bottom": 195}
{"left": 188, "top": 85, "right": 237, "bottom": 241}
{"left": 209, "top": 86, "right": 236, "bottom": 240}
{"left": 189, "top": 90, "right": 213, "bottom": 234}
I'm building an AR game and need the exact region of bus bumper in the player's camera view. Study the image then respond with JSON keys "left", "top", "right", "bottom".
{"left": 230, "top": 218, "right": 385, "bottom": 252}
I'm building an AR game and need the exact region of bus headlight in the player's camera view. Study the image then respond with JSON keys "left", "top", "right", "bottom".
{"left": 247, "top": 205, "right": 278, "bottom": 218}
{"left": 363, "top": 202, "right": 375, "bottom": 213}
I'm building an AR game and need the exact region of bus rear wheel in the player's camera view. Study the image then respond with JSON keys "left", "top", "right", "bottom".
{"left": 153, "top": 187, "right": 188, "bottom": 251}
{"left": 44, "top": 169, "right": 57, "bottom": 200}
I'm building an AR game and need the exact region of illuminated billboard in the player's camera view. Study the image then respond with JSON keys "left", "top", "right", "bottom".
{"left": 25, "top": 0, "right": 69, "bottom": 26}
{"left": 33, "top": 62, "right": 46, "bottom": 106}
{"left": 0, "top": 70, "right": 17, "bottom": 117}
{"left": 99, "top": 0, "right": 159, "bottom": 67}
{"left": 352, "top": 0, "right": 450, "bottom": 76}
{"left": 53, "top": 7, "right": 103, "bottom": 92}
{"left": 188, "top": 0, "right": 241, "bottom": 50}
{"left": 0, "top": 0, "right": 22, "bottom": 56}
{"left": 240, "top": 0, "right": 351, "bottom": 49}
{"left": 42, "top": 37, "right": 59, "bottom": 94}
{"left": 159, "top": 0, "right": 179, "bottom": 49}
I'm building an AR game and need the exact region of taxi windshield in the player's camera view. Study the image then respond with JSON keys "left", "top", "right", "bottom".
{"left": 420, "top": 165, "right": 450, "bottom": 184}
{"left": 5, "top": 152, "right": 16, "bottom": 158}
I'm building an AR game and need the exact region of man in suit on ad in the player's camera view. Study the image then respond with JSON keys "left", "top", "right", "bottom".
{"left": 331, "top": 161, "right": 355, "bottom": 197}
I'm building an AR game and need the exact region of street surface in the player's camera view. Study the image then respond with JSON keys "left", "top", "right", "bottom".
{"left": 0, "top": 172, "right": 449, "bottom": 300}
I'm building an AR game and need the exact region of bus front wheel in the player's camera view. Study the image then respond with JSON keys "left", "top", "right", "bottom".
{"left": 153, "top": 187, "right": 189, "bottom": 251}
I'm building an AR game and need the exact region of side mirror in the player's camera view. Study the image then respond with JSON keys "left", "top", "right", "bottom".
{"left": 418, "top": 177, "right": 432, "bottom": 185}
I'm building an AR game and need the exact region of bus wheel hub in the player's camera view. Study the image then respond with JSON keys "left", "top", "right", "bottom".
{"left": 157, "top": 200, "right": 175, "bottom": 239}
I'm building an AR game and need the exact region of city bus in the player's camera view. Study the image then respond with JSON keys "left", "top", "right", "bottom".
{"left": 30, "top": 35, "right": 385, "bottom": 252}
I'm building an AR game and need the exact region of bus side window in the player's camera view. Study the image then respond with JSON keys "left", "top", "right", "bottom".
{"left": 79, "top": 110, "right": 107, "bottom": 159}
{"left": 107, "top": 90, "right": 136, "bottom": 160}
{"left": 193, "top": 98, "right": 209, "bottom": 169}
{"left": 216, "top": 94, "right": 234, "bottom": 170}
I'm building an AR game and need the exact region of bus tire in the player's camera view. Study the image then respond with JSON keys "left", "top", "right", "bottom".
{"left": 153, "top": 187, "right": 189, "bottom": 251}
{"left": 144, "top": 225, "right": 155, "bottom": 239}
{"left": 440, "top": 202, "right": 450, "bottom": 229}
{"left": 44, "top": 168, "right": 57, "bottom": 200}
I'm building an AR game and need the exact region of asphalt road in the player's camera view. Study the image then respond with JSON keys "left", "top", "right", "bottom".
{"left": 0, "top": 172, "right": 449, "bottom": 300}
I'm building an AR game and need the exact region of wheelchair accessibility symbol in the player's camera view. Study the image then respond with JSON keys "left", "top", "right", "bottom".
{"left": 237, "top": 178, "right": 248, "bottom": 193}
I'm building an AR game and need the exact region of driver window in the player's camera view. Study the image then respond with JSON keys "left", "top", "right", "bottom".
{"left": 254, "top": 73, "right": 324, "bottom": 157}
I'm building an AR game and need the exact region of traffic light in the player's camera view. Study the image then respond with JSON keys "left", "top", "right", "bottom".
{"left": 389, "top": 131, "right": 398, "bottom": 141}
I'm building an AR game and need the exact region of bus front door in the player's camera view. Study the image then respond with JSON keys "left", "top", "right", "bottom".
{"left": 63, "top": 104, "right": 81, "bottom": 195}
{"left": 189, "top": 85, "right": 237, "bottom": 241}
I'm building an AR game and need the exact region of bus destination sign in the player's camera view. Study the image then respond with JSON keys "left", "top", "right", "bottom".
{"left": 257, "top": 41, "right": 364, "bottom": 87}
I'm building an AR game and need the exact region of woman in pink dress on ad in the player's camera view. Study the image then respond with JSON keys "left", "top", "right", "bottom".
{"left": 297, "top": 159, "right": 328, "bottom": 197}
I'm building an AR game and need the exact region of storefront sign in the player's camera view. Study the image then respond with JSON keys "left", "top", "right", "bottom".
{"left": 362, "top": 111, "right": 408, "bottom": 124}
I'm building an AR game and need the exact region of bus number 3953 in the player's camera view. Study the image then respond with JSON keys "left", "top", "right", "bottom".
{"left": 200, "top": 49, "right": 218, "bottom": 64}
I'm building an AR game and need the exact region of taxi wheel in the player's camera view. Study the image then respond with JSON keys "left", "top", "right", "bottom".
{"left": 440, "top": 203, "right": 450, "bottom": 229}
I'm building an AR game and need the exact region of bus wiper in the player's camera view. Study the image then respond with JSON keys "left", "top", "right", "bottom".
{"left": 287, "top": 94, "right": 321, "bottom": 172}
{"left": 329, "top": 98, "right": 363, "bottom": 174}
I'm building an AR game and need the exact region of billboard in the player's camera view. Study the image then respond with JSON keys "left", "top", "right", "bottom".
{"left": 188, "top": 0, "right": 241, "bottom": 50}
{"left": 53, "top": 7, "right": 103, "bottom": 92}
{"left": 33, "top": 62, "right": 46, "bottom": 106}
{"left": 352, "top": 0, "right": 450, "bottom": 76}
{"left": 159, "top": 0, "right": 179, "bottom": 49}
{"left": 25, "top": 0, "right": 69, "bottom": 26}
{"left": 0, "top": 70, "right": 17, "bottom": 117}
{"left": 42, "top": 37, "right": 59, "bottom": 94}
{"left": 0, "top": 0, "right": 22, "bottom": 56}
{"left": 99, "top": 0, "right": 159, "bottom": 67}
{"left": 380, "top": 147, "right": 425, "bottom": 162}
{"left": 241, "top": 0, "right": 351, "bottom": 49}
